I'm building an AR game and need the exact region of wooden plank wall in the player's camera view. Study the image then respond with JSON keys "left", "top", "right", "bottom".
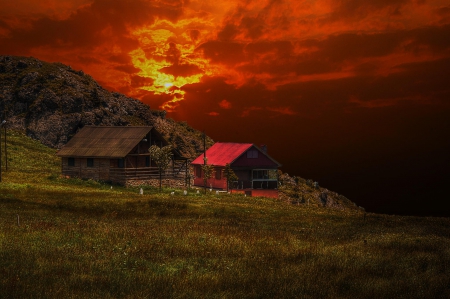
{"left": 61, "top": 156, "right": 188, "bottom": 185}
{"left": 62, "top": 158, "right": 110, "bottom": 181}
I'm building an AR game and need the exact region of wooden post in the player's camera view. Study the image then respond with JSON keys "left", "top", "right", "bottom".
{"left": 0, "top": 118, "right": 4, "bottom": 182}
{"left": 1, "top": 111, "right": 5, "bottom": 172}
{"left": 185, "top": 160, "right": 188, "bottom": 188}
{"left": 3, "top": 115, "right": 6, "bottom": 171}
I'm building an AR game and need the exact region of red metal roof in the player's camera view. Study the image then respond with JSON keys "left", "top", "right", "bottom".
{"left": 191, "top": 142, "right": 254, "bottom": 166}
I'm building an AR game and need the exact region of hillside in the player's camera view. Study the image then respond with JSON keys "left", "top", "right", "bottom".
{"left": 0, "top": 55, "right": 213, "bottom": 159}
{"left": 0, "top": 131, "right": 449, "bottom": 298}
{"left": 0, "top": 55, "right": 361, "bottom": 210}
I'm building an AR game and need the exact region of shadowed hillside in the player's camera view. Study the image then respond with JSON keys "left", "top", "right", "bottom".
{"left": 0, "top": 55, "right": 213, "bottom": 159}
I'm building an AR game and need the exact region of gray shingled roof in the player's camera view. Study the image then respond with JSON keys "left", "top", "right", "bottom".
{"left": 56, "top": 126, "right": 152, "bottom": 158}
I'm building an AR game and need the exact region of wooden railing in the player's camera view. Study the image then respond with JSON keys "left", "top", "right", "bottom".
{"left": 109, "top": 167, "right": 187, "bottom": 179}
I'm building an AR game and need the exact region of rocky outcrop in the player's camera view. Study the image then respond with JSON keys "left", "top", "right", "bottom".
{"left": 278, "top": 171, "right": 363, "bottom": 211}
{"left": 0, "top": 55, "right": 212, "bottom": 158}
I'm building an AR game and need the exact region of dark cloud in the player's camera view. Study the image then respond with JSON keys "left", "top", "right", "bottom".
{"left": 114, "top": 64, "right": 140, "bottom": 74}
{"left": 436, "top": 6, "right": 450, "bottom": 18}
{"left": 140, "top": 91, "right": 174, "bottom": 109}
{"left": 218, "top": 24, "right": 239, "bottom": 41}
{"left": 217, "top": 0, "right": 289, "bottom": 41}
{"left": 305, "top": 32, "right": 401, "bottom": 62}
{"left": 197, "top": 41, "right": 245, "bottom": 64}
{"left": 406, "top": 24, "right": 450, "bottom": 52}
{"left": 109, "top": 54, "right": 134, "bottom": 64}
{"left": 235, "top": 24, "right": 450, "bottom": 78}
{"left": 160, "top": 63, "right": 202, "bottom": 77}
{"left": 165, "top": 42, "right": 181, "bottom": 65}
{"left": 0, "top": 0, "right": 185, "bottom": 53}
{"left": 160, "top": 42, "right": 202, "bottom": 77}
{"left": 130, "top": 75, "right": 155, "bottom": 88}
{"left": 188, "top": 29, "right": 200, "bottom": 41}
{"left": 244, "top": 41, "right": 293, "bottom": 57}
{"left": 240, "top": 16, "right": 265, "bottom": 39}
{"left": 77, "top": 55, "right": 102, "bottom": 65}
{"left": 326, "top": 0, "right": 409, "bottom": 21}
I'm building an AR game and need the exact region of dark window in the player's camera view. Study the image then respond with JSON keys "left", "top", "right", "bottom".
{"left": 247, "top": 150, "right": 258, "bottom": 158}
{"left": 87, "top": 158, "right": 94, "bottom": 167}
{"left": 145, "top": 156, "right": 150, "bottom": 167}
{"left": 68, "top": 157, "right": 75, "bottom": 167}
{"left": 118, "top": 158, "right": 125, "bottom": 168}
{"left": 195, "top": 166, "right": 202, "bottom": 178}
{"left": 215, "top": 168, "right": 222, "bottom": 180}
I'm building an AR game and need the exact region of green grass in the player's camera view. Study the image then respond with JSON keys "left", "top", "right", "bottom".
{"left": 1, "top": 131, "right": 449, "bottom": 298}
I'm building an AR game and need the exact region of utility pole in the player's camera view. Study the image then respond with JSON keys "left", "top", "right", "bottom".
{"left": 0, "top": 119, "right": 5, "bottom": 182}
{"left": 203, "top": 131, "right": 206, "bottom": 163}
{"left": 3, "top": 112, "right": 6, "bottom": 171}
{"left": 203, "top": 131, "right": 207, "bottom": 194}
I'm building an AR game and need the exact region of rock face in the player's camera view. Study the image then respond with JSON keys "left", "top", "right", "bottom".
{"left": 278, "top": 171, "right": 363, "bottom": 211}
{"left": 0, "top": 55, "right": 212, "bottom": 159}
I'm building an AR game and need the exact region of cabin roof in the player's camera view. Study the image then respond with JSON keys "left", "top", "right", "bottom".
{"left": 191, "top": 142, "right": 281, "bottom": 167}
{"left": 56, "top": 126, "right": 152, "bottom": 158}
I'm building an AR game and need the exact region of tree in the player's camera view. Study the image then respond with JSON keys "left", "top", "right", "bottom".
{"left": 201, "top": 163, "right": 214, "bottom": 194}
{"left": 223, "top": 163, "right": 238, "bottom": 192}
{"left": 149, "top": 145, "right": 173, "bottom": 191}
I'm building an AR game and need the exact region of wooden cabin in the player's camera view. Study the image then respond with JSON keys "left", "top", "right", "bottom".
{"left": 56, "top": 126, "right": 188, "bottom": 186}
{"left": 191, "top": 143, "right": 281, "bottom": 198}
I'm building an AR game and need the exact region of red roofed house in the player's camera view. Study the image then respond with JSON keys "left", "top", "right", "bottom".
{"left": 191, "top": 142, "right": 281, "bottom": 198}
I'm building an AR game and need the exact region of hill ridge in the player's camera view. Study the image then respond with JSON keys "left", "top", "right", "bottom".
{"left": 0, "top": 55, "right": 212, "bottom": 159}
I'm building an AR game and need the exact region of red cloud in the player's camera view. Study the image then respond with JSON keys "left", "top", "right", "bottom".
{"left": 267, "top": 107, "right": 297, "bottom": 115}
{"left": 219, "top": 99, "right": 231, "bottom": 109}
{"left": 241, "top": 106, "right": 263, "bottom": 117}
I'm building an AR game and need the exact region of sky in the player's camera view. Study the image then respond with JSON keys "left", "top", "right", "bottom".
{"left": 1, "top": 0, "right": 450, "bottom": 216}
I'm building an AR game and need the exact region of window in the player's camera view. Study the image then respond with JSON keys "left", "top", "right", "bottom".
{"left": 145, "top": 156, "right": 150, "bottom": 167}
{"left": 253, "top": 170, "right": 268, "bottom": 179}
{"left": 195, "top": 165, "right": 202, "bottom": 178}
{"left": 247, "top": 150, "right": 258, "bottom": 158}
{"left": 215, "top": 168, "right": 222, "bottom": 180}
{"left": 252, "top": 169, "right": 277, "bottom": 180}
{"left": 68, "top": 157, "right": 75, "bottom": 167}
{"left": 87, "top": 158, "right": 94, "bottom": 167}
{"left": 118, "top": 158, "right": 125, "bottom": 168}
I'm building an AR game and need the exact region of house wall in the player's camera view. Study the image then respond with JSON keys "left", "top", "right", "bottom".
{"left": 232, "top": 147, "right": 279, "bottom": 168}
{"left": 192, "top": 165, "right": 227, "bottom": 189}
{"left": 59, "top": 128, "right": 188, "bottom": 186}
{"left": 62, "top": 157, "right": 110, "bottom": 181}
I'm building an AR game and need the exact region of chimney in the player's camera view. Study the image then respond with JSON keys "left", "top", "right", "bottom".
{"left": 260, "top": 144, "right": 267, "bottom": 153}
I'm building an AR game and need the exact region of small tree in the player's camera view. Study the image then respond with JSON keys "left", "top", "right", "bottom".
{"left": 201, "top": 163, "right": 214, "bottom": 193}
{"left": 149, "top": 145, "right": 173, "bottom": 191}
{"left": 223, "top": 163, "right": 238, "bottom": 192}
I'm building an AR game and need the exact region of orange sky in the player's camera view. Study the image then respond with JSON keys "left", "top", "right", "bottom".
{"left": 1, "top": 0, "right": 450, "bottom": 215}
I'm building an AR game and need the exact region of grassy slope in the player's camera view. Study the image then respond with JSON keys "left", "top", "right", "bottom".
{"left": 0, "top": 132, "right": 449, "bottom": 299}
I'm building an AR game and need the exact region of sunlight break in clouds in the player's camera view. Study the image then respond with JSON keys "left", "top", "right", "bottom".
{"left": 0, "top": 0, "right": 449, "bottom": 114}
